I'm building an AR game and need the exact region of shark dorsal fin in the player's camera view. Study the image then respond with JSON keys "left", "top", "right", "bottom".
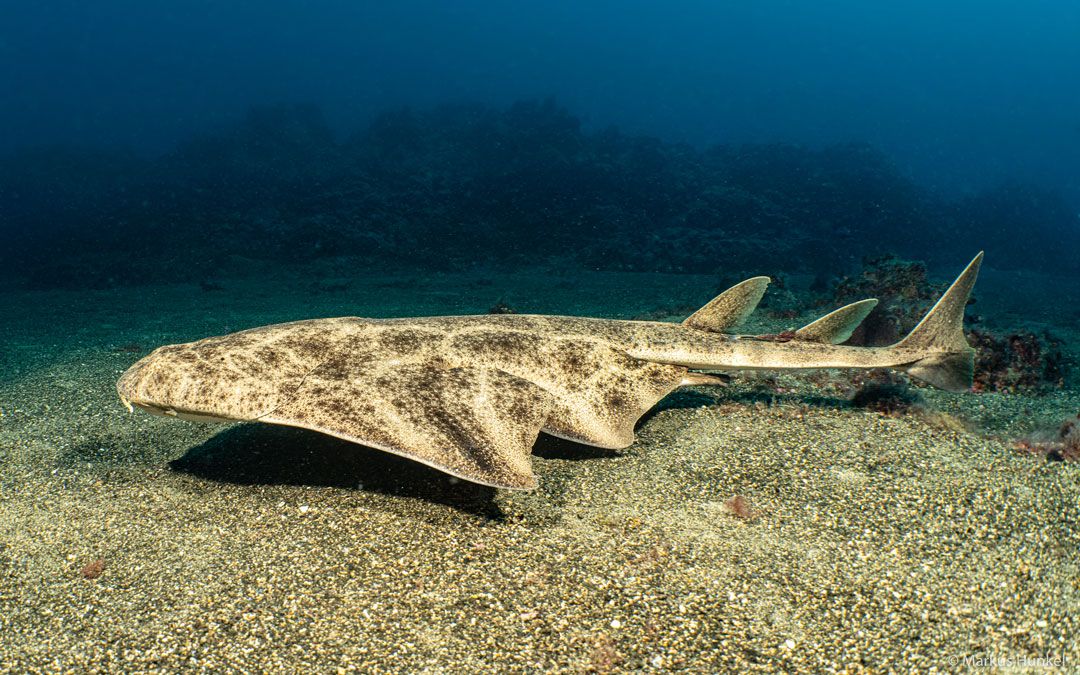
{"left": 794, "top": 298, "right": 878, "bottom": 344}
{"left": 683, "top": 276, "right": 770, "bottom": 333}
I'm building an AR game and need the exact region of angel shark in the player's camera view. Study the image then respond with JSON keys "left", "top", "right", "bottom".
{"left": 117, "top": 253, "right": 983, "bottom": 489}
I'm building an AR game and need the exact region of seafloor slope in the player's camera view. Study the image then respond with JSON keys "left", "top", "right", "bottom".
{"left": 1, "top": 265, "right": 1077, "bottom": 672}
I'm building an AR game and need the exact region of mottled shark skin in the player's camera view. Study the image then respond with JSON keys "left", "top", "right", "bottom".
{"left": 118, "top": 253, "right": 983, "bottom": 489}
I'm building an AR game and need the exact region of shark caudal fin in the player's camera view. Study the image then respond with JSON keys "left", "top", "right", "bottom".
{"left": 894, "top": 252, "right": 983, "bottom": 392}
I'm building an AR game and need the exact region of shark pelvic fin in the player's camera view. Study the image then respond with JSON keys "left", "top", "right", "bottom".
{"left": 683, "top": 276, "right": 770, "bottom": 333}
{"left": 896, "top": 252, "right": 984, "bottom": 392}
{"left": 794, "top": 298, "right": 878, "bottom": 344}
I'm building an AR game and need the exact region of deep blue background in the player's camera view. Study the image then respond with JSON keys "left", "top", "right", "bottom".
{"left": 3, "top": 1, "right": 1078, "bottom": 198}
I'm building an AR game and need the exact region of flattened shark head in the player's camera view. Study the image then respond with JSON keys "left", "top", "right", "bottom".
{"left": 117, "top": 343, "right": 252, "bottom": 422}
{"left": 117, "top": 323, "right": 325, "bottom": 423}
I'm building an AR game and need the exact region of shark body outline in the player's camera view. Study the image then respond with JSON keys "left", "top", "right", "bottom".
{"left": 117, "top": 253, "right": 983, "bottom": 489}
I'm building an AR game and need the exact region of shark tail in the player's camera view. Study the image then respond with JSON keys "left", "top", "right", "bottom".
{"left": 893, "top": 252, "right": 983, "bottom": 392}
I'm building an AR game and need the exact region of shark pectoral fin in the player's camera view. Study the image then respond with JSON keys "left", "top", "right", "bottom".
{"left": 537, "top": 342, "right": 687, "bottom": 449}
{"left": 794, "top": 298, "right": 878, "bottom": 344}
{"left": 683, "top": 276, "right": 770, "bottom": 333}
{"left": 260, "top": 363, "right": 554, "bottom": 490}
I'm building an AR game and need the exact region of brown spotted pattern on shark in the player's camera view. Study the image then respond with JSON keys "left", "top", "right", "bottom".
{"left": 117, "top": 253, "right": 983, "bottom": 489}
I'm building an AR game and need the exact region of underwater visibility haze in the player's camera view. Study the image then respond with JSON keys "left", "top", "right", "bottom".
{"left": 1, "top": 1, "right": 1078, "bottom": 672}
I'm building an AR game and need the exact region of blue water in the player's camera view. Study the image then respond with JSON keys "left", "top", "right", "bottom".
{"left": 2, "top": 1, "right": 1078, "bottom": 287}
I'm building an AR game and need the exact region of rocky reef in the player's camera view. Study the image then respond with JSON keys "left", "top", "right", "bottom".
{"left": 831, "top": 255, "right": 945, "bottom": 347}
{"left": 2, "top": 100, "right": 1077, "bottom": 288}
{"left": 1014, "top": 412, "right": 1080, "bottom": 462}
{"left": 832, "top": 255, "right": 1068, "bottom": 393}
{"left": 969, "top": 330, "right": 1068, "bottom": 393}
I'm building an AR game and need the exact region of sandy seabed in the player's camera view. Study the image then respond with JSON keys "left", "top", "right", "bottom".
{"left": 1, "top": 264, "right": 1077, "bottom": 673}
